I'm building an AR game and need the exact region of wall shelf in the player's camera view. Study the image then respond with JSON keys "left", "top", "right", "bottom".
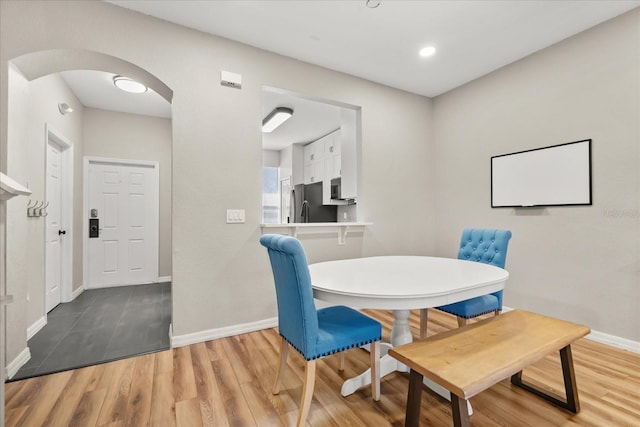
{"left": 260, "top": 222, "right": 372, "bottom": 245}
{"left": 0, "top": 172, "right": 31, "bottom": 201}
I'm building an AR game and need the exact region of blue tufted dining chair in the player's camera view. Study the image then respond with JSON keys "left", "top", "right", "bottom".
{"left": 260, "top": 234, "right": 381, "bottom": 427}
{"left": 420, "top": 228, "right": 512, "bottom": 339}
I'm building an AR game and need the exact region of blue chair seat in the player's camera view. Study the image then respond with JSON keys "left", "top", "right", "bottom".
{"left": 313, "top": 306, "right": 382, "bottom": 360}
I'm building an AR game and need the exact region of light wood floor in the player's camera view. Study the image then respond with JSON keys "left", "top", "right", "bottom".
{"left": 5, "top": 309, "right": 640, "bottom": 426}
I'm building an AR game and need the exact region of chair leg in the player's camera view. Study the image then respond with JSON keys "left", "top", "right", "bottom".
{"left": 339, "top": 352, "right": 345, "bottom": 371}
{"left": 370, "top": 341, "right": 381, "bottom": 401}
{"left": 297, "top": 359, "right": 316, "bottom": 427}
{"left": 272, "top": 337, "right": 289, "bottom": 395}
{"left": 419, "top": 308, "right": 428, "bottom": 339}
{"left": 457, "top": 316, "right": 469, "bottom": 327}
{"left": 494, "top": 309, "right": 501, "bottom": 316}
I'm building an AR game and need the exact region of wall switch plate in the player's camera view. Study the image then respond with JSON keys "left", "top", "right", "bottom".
{"left": 226, "top": 209, "right": 245, "bottom": 224}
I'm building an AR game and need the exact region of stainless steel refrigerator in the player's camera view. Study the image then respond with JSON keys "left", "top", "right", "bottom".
{"left": 290, "top": 182, "right": 337, "bottom": 223}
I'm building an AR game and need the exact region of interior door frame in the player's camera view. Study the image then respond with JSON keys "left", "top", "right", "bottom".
{"left": 83, "top": 156, "right": 160, "bottom": 289}
{"left": 45, "top": 124, "right": 74, "bottom": 307}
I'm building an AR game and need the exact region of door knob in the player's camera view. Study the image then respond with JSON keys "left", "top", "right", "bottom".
{"left": 58, "top": 230, "right": 66, "bottom": 235}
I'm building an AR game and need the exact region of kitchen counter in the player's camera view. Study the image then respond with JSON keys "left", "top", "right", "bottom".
{"left": 260, "top": 222, "right": 372, "bottom": 245}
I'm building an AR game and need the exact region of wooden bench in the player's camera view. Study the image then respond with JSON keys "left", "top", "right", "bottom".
{"left": 388, "top": 310, "right": 590, "bottom": 427}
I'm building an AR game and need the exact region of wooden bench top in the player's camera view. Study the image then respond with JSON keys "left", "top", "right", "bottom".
{"left": 389, "top": 309, "right": 590, "bottom": 400}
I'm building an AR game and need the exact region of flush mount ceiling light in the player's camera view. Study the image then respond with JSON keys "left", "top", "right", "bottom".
{"left": 366, "top": 0, "right": 381, "bottom": 8}
{"left": 113, "top": 75, "right": 148, "bottom": 94}
{"left": 262, "top": 107, "right": 294, "bottom": 133}
{"left": 58, "top": 102, "right": 73, "bottom": 115}
{"left": 419, "top": 46, "right": 437, "bottom": 58}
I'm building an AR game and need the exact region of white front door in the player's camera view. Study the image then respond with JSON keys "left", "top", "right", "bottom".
{"left": 45, "top": 142, "right": 63, "bottom": 312}
{"left": 87, "top": 159, "right": 159, "bottom": 288}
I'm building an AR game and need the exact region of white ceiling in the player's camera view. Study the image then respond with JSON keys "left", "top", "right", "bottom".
{"left": 60, "top": 70, "right": 172, "bottom": 119}
{"left": 107, "top": 0, "right": 640, "bottom": 97}
{"left": 262, "top": 88, "right": 344, "bottom": 151}
{"left": 60, "top": 1, "right": 640, "bottom": 149}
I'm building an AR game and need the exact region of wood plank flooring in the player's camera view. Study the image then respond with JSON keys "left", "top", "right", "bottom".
{"left": 5, "top": 309, "right": 640, "bottom": 426}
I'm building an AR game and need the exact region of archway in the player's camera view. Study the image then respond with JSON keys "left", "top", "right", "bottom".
{"left": 3, "top": 48, "right": 174, "bottom": 382}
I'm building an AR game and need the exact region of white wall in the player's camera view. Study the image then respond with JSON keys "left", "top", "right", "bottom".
{"left": 0, "top": 1, "right": 435, "bottom": 358}
{"left": 433, "top": 9, "right": 640, "bottom": 341}
{"left": 5, "top": 71, "right": 84, "bottom": 361}
{"left": 262, "top": 149, "right": 280, "bottom": 167}
{"left": 5, "top": 64, "right": 31, "bottom": 364}
{"left": 83, "top": 108, "right": 172, "bottom": 278}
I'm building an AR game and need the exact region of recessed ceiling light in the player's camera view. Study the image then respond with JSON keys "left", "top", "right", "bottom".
{"left": 113, "top": 75, "right": 147, "bottom": 94}
{"left": 419, "top": 46, "right": 437, "bottom": 58}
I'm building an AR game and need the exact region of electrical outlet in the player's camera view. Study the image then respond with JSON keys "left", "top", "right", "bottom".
{"left": 226, "top": 209, "right": 245, "bottom": 224}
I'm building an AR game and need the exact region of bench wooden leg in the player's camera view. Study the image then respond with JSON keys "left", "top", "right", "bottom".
{"left": 511, "top": 344, "right": 580, "bottom": 413}
{"left": 405, "top": 369, "right": 423, "bottom": 427}
{"left": 451, "top": 394, "right": 471, "bottom": 427}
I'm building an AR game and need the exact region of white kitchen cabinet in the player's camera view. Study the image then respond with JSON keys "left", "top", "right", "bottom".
{"left": 304, "top": 139, "right": 324, "bottom": 165}
{"left": 303, "top": 129, "right": 349, "bottom": 204}
{"left": 323, "top": 131, "right": 342, "bottom": 180}
{"left": 324, "top": 132, "right": 340, "bottom": 157}
{"left": 332, "top": 155, "right": 342, "bottom": 179}
{"left": 303, "top": 136, "right": 327, "bottom": 185}
{"left": 304, "top": 161, "right": 324, "bottom": 184}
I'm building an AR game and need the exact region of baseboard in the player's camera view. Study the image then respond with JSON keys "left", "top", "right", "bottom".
{"left": 6, "top": 347, "right": 31, "bottom": 379}
{"left": 158, "top": 276, "right": 172, "bottom": 283}
{"left": 503, "top": 306, "right": 639, "bottom": 354}
{"left": 171, "top": 317, "right": 278, "bottom": 348}
{"left": 27, "top": 316, "right": 47, "bottom": 340}
{"left": 586, "top": 330, "right": 640, "bottom": 354}
{"left": 71, "top": 285, "right": 84, "bottom": 300}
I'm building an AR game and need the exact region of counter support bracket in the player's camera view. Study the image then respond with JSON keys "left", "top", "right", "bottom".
{"left": 260, "top": 222, "right": 371, "bottom": 246}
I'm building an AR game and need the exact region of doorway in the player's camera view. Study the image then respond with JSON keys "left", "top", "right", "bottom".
{"left": 45, "top": 125, "right": 74, "bottom": 312}
{"left": 4, "top": 49, "right": 174, "bottom": 403}
{"left": 84, "top": 157, "right": 160, "bottom": 288}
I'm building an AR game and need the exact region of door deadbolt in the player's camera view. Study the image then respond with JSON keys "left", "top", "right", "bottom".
{"left": 89, "top": 218, "right": 99, "bottom": 238}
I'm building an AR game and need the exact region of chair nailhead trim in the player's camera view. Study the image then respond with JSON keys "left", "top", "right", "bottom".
{"left": 438, "top": 308, "right": 497, "bottom": 318}
{"left": 280, "top": 334, "right": 382, "bottom": 361}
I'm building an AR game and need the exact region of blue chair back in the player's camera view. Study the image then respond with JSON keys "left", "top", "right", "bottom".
{"left": 458, "top": 228, "right": 511, "bottom": 268}
{"left": 458, "top": 228, "right": 512, "bottom": 306}
{"left": 260, "top": 234, "right": 318, "bottom": 357}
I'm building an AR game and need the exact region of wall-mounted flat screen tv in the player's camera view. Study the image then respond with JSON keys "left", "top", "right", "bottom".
{"left": 491, "top": 139, "right": 592, "bottom": 208}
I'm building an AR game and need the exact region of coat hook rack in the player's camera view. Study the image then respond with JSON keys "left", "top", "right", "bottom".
{"left": 27, "top": 199, "right": 48, "bottom": 218}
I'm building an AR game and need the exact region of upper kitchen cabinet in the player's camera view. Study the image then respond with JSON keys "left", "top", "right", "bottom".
{"left": 303, "top": 138, "right": 325, "bottom": 184}
{"left": 324, "top": 131, "right": 342, "bottom": 180}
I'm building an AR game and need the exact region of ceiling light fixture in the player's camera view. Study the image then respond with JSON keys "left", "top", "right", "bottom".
{"left": 113, "top": 75, "right": 148, "bottom": 94}
{"left": 262, "top": 107, "right": 294, "bottom": 133}
{"left": 58, "top": 103, "right": 73, "bottom": 115}
{"left": 419, "top": 46, "right": 437, "bottom": 58}
{"left": 366, "top": 0, "right": 381, "bottom": 8}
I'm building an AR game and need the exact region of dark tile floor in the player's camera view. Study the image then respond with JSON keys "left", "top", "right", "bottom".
{"left": 10, "top": 282, "right": 171, "bottom": 381}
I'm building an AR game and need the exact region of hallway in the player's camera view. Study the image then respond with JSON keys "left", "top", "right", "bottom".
{"left": 10, "top": 282, "right": 171, "bottom": 381}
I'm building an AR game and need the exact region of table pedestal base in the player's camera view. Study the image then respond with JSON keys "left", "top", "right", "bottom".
{"left": 340, "top": 310, "right": 472, "bottom": 416}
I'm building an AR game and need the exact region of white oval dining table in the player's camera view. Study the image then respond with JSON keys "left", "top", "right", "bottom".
{"left": 308, "top": 255, "right": 509, "bottom": 409}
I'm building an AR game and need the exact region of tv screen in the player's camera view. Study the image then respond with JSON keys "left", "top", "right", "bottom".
{"left": 491, "top": 139, "right": 592, "bottom": 208}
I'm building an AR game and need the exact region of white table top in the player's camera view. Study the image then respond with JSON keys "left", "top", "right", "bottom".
{"left": 308, "top": 256, "right": 509, "bottom": 310}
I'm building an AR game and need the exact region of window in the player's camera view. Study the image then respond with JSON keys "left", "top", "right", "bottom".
{"left": 262, "top": 167, "right": 280, "bottom": 224}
